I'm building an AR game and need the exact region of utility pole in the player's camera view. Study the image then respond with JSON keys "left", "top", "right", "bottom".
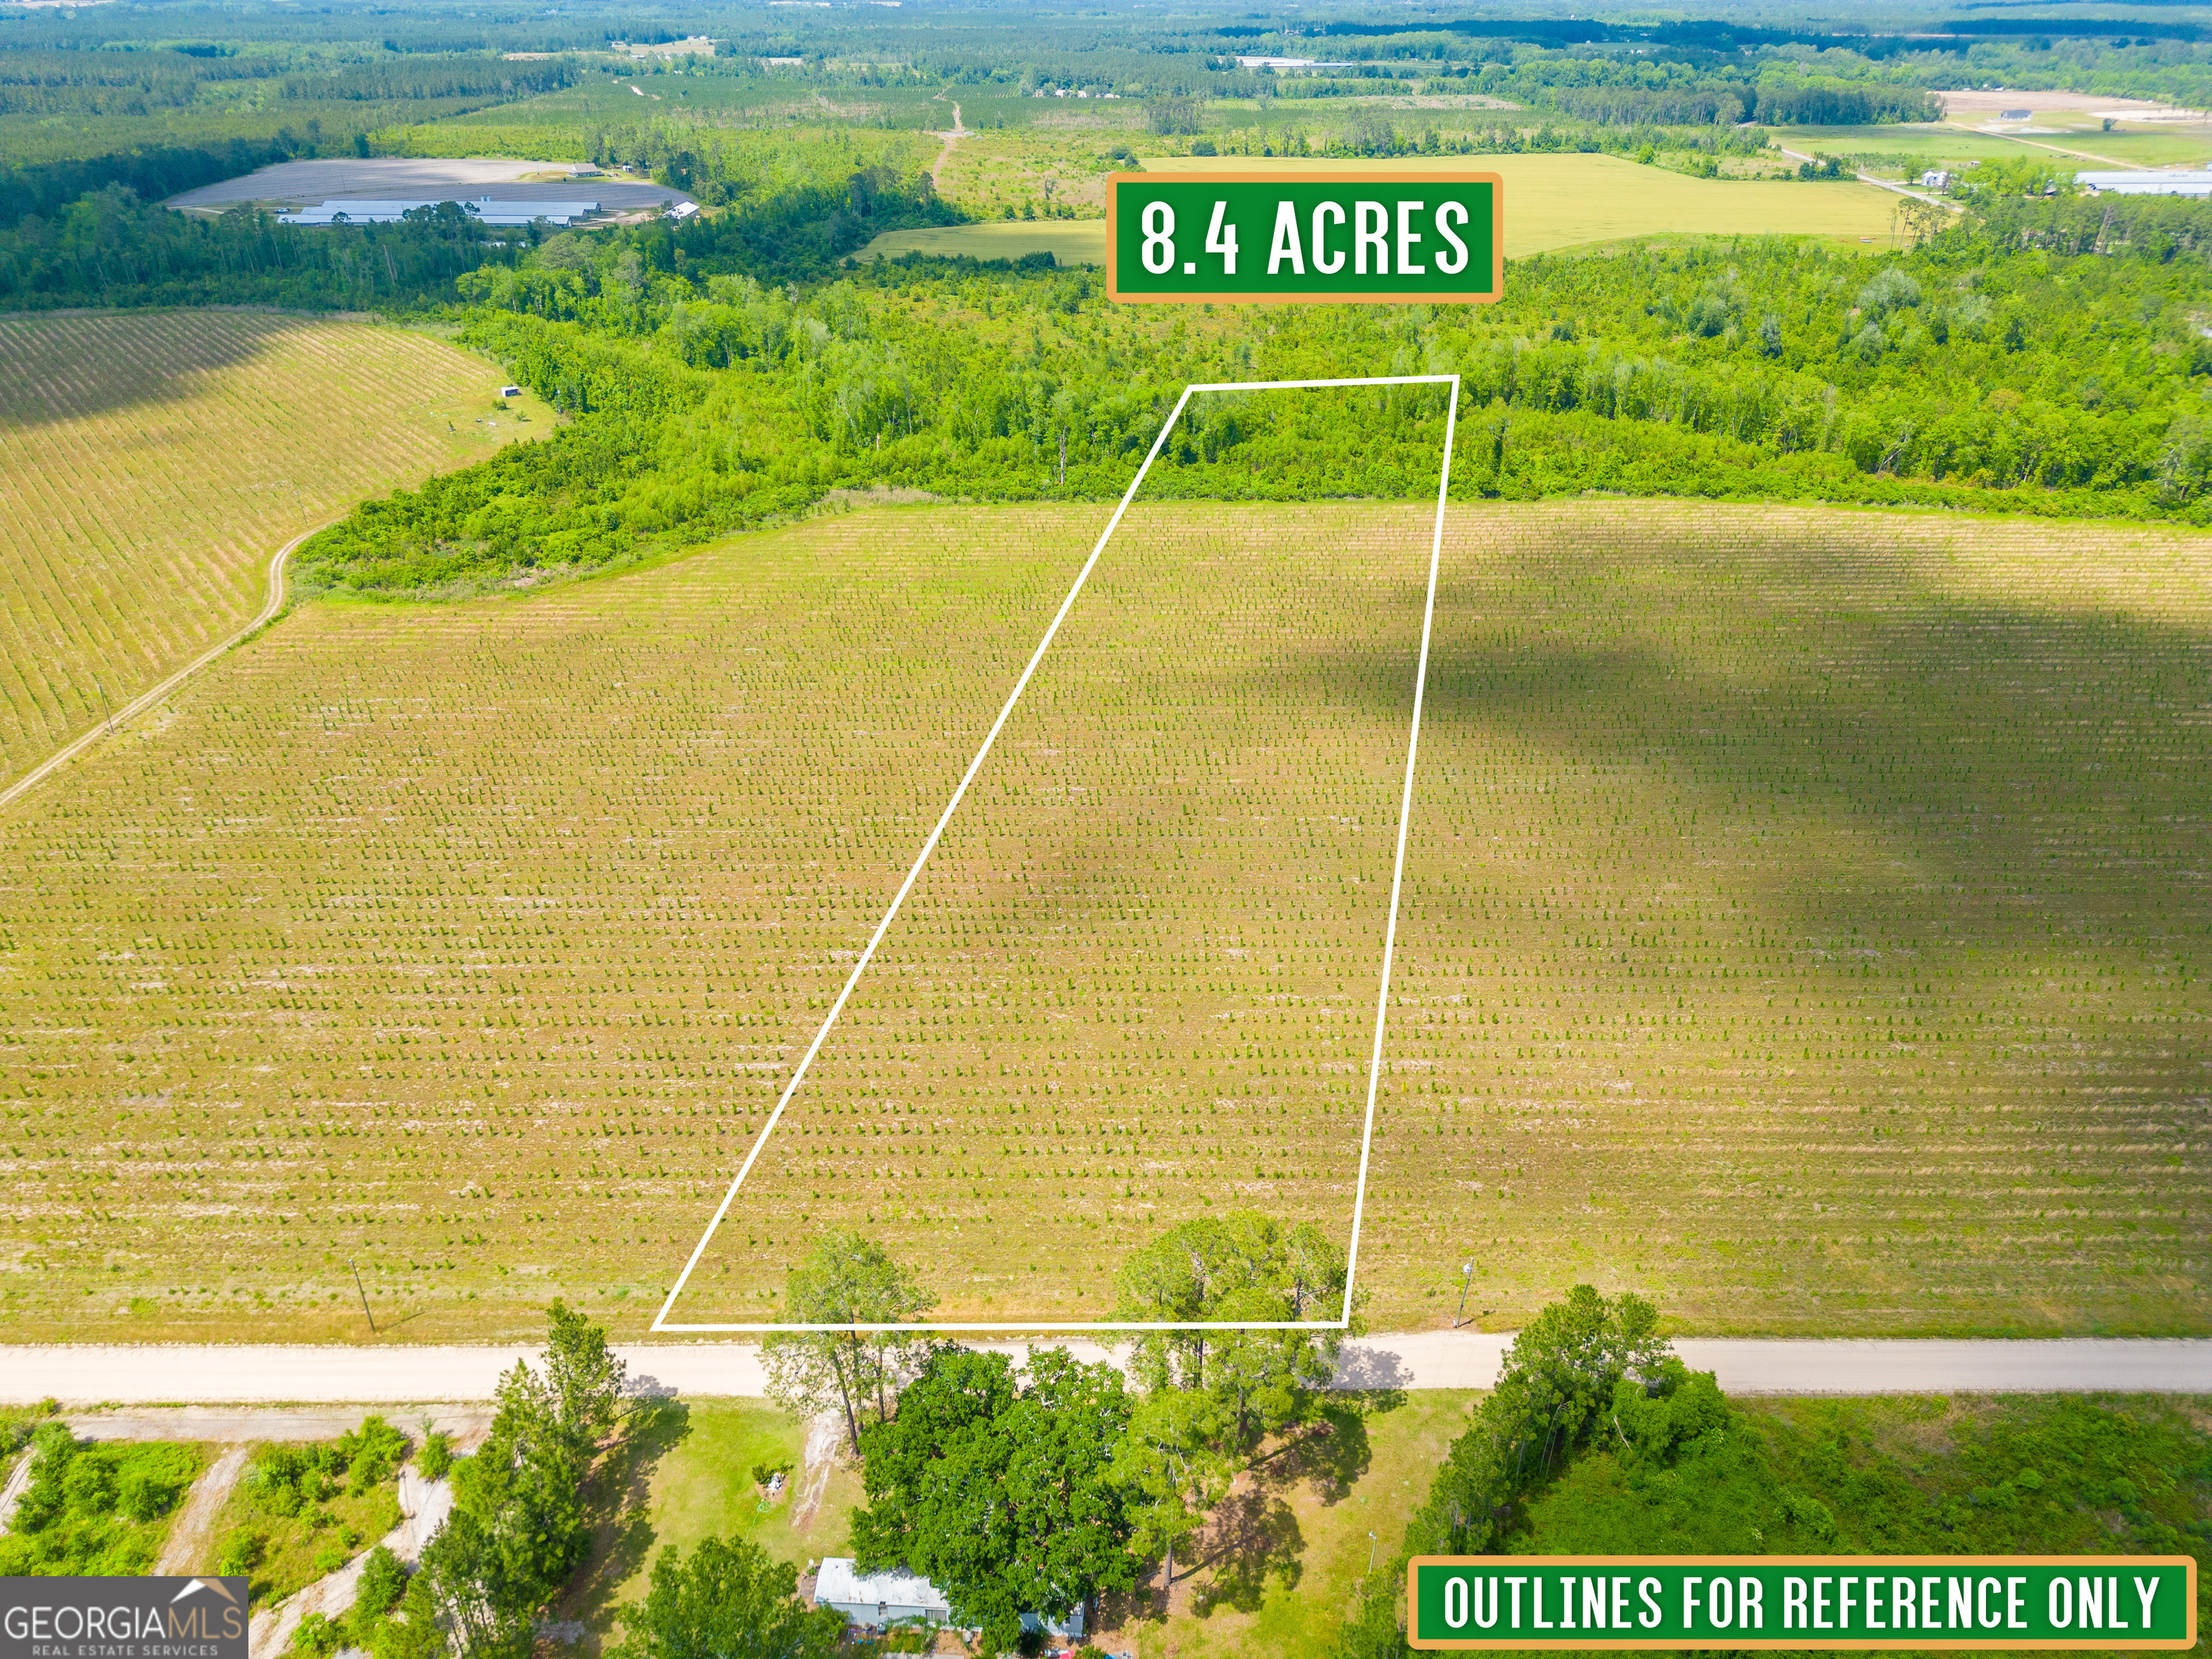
{"left": 352, "top": 1259, "right": 376, "bottom": 1334}
{"left": 1453, "top": 1259, "right": 1474, "bottom": 1328}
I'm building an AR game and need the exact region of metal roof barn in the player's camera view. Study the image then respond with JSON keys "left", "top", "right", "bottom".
{"left": 277, "top": 197, "right": 603, "bottom": 226}
{"left": 2075, "top": 170, "right": 2212, "bottom": 197}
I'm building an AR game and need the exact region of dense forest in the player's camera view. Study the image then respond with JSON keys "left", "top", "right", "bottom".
{"left": 289, "top": 181, "right": 2212, "bottom": 596}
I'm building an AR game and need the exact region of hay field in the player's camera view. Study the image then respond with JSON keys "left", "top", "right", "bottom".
{"left": 0, "top": 501, "right": 2204, "bottom": 1341}
{"left": 869, "top": 153, "right": 1907, "bottom": 266}
{"left": 860, "top": 219, "right": 1108, "bottom": 268}
{"left": 0, "top": 312, "right": 544, "bottom": 786}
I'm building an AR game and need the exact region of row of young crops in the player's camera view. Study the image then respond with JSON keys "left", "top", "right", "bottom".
{"left": 0, "top": 311, "right": 525, "bottom": 783}
{"left": 0, "top": 500, "right": 2203, "bottom": 1339}
{"left": 684, "top": 504, "right": 1429, "bottom": 1316}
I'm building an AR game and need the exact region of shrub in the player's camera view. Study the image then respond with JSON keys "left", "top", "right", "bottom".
{"left": 289, "top": 1612, "right": 344, "bottom": 1659}
{"left": 415, "top": 1431, "right": 453, "bottom": 1483}
{"left": 356, "top": 1545, "right": 409, "bottom": 1619}
{"left": 215, "top": 1529, "right": 265, "bottom": 1575}
{"left": 335, "top": 1416, "right": 410, "bottom": 1494}
{"left": 246, "top": 1446, "right": 320, "bottom": 1517}
{"left": 0, "top": 1430, "right": 195, "bottom": 1576}
{"left": 117, "top": 1447, "right": 198, "bottom": 1523}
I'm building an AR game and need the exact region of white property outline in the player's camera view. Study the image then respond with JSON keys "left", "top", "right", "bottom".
{"left": 654, "top": 373, "right": 1462, "bottom": 1334}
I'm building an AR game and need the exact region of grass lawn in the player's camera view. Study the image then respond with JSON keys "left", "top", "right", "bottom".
{"left": 555, "top": 1400, "right": 861, "bottom": 1653}
{"left": 1115, "top": 1387, "right": 2209, "bottom": 1659}
{"left": 1102, "top": 1392, "right": 1480, "bottom": 1659}
{"left": 862, "top": 218, "right": 1107, "bottom": 267}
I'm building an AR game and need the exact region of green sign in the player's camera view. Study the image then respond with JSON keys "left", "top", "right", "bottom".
{"left": 1406, "top": 1557, "right": 2198, "bottom": 1650}
{"left": 1106, "top": 171, "right": 1501, "bottom": 305}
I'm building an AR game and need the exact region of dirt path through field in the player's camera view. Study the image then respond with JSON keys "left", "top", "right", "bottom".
{"left": 155, "top": 1443, "right": 248, "bottom": 1573}
{"left": 0, "top": 518, "right": 323, "bottom": 814}
{"left": 789, "top": 1410, "right": 843, "bottom": 1532}
{"left": 71, "top": 1406, "right": 496, "bottom": 1443}
{"left": 929, "top": 99, "right": 968, "bottom": 182}
{"left": 249, "top": 1465, "right": 454, "bottom": 1659}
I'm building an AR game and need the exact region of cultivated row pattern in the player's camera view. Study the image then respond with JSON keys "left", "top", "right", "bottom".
{"left": 0, "top": 502, "right": 2202, "bottom": 1339}
{"left": 0, "top": 311, "right": 527, "bottom": 783}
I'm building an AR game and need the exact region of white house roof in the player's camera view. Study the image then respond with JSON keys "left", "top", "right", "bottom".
{"left": 813, "top": 1558, "right": 952, "bottom": 1616}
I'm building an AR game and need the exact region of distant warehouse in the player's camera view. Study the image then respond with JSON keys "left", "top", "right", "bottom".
{"left": 2074, "top": 170, "right": 2212, "bottom": 197}
{"left": 277, "top": 196, "right": 603, "bottom": 227}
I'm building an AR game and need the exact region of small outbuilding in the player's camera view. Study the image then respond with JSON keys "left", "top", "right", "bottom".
{"left": 498, "top": 385, "right": 522, "bottom": 399}
{"left": 811, "top": 1558, "right": 1087, "bottom": 1640}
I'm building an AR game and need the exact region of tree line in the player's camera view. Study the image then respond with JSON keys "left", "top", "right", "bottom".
{"left": 0, "top": 189, "right": 529, "bottom": 311}
{"left": 277, "top": 184, "right": 2212, "bottom": 598}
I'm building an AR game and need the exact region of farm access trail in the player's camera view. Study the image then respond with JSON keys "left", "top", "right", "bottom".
{"left": 0, "top": 521, "right": 313, "bottom": 814}
{"left": 3, "top": 1336, "right": 2208, "bottom": 1405}
{"left": 0, "top": 311, "right": 544, "bottom": 791}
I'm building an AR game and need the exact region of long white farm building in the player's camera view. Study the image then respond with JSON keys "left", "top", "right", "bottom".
{"left": 2074, "top": 170, "right": 2212, "bottom": 197}
{"left": 278, "top": 195, "right": 602, "bottom": 226}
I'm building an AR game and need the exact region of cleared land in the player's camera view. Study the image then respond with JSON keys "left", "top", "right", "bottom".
{"left": 866, "top": 153, "right": 1903, "bottom": 265}
{"left": 675, "top": 487, "right": 1431, "bottom": 1323}
{"left": 554, "top": 1398, "right": 858, "bottom": 1647}
{"left": 860, "top": 218, "right": 1107, "bottom": 267}
{"left": 0, "top": 501, "right": 2206, "bottom": 1341}
{"left": 0, "top": 312, "right": 546, "bottom": 786}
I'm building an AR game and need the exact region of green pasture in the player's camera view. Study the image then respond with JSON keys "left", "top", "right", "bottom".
{"left": 556, "top": 1400, "right": 860, "bottom": 1650}
{"left": 1781, "top": 121, "right": 2211, "bottom": 172}
{"left": 868, "top": 152, "right": 1904, "bottom": 264}
{"left": 860, "top": 217, "right": 1107, "bottom": 266}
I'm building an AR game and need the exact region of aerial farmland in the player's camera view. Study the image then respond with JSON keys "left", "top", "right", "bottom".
{"left": 0, "top": 313, "right": 543, "bottom": 783}
{"left": 4, "top": 4, "right": 2212, "bottom": 1630}
{"left": 2, "top": 499, "right": 2201, "bottom": 1341}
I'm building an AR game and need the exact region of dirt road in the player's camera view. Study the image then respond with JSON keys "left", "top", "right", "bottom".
{"left": 929, "top": 99, "right": 968, "bottom": 182}
{"left": 6, "top": 1334, "right": 2206, "bottom": 1405}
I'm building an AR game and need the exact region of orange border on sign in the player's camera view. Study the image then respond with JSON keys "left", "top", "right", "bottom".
{"left": 1104, "top": 170, "right": 1505, "bottom": 305}
{"left": 1403, "top": 1556, "right": 2200, "bottom": 1652}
